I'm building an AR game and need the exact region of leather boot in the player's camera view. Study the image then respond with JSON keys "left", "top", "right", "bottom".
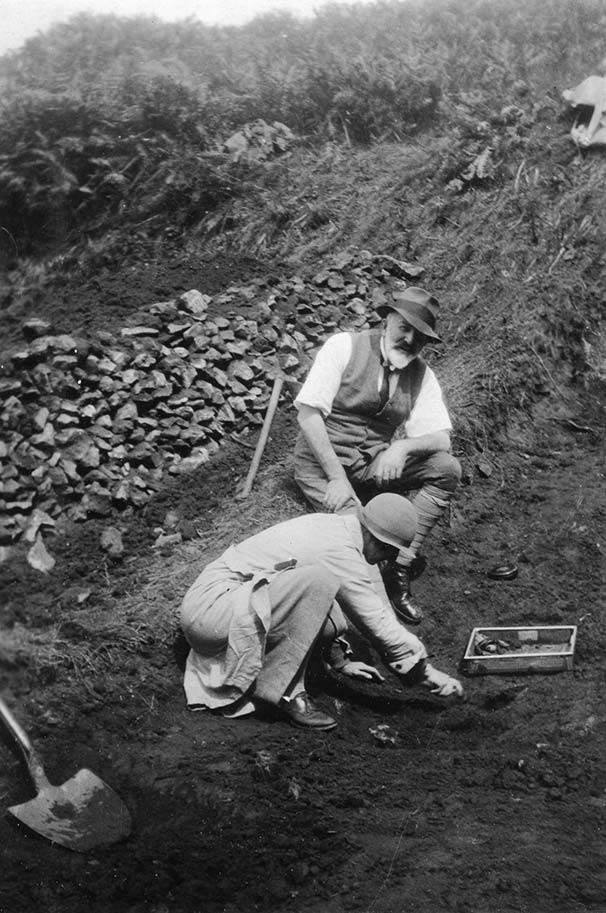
{"left": 381, "top": 562, "right": 424, "bottom": 625}
{"left": 282, "top": 692, "right": 337, "bottom": 730}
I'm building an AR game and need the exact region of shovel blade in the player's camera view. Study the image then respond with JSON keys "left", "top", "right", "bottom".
{"left": 9, "top": 768, "right": 131, "bottom": 852}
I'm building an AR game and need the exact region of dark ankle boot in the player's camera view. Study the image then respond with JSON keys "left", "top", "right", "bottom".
{"left": 381, "top": 562, "right": 424, "bottom": 625}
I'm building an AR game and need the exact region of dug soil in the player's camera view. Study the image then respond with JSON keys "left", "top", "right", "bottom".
{"left": 1, "top": 253, "right": 606, "bottom": 913}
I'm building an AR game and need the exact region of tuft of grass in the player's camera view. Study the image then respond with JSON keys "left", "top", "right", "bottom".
{"left": 0, "top": 614, "right": 169, "bottom": 678}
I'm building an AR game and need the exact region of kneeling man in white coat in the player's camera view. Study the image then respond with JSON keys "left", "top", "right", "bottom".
{"left": 181, "top": 493, "right": 462, "bottom": 731}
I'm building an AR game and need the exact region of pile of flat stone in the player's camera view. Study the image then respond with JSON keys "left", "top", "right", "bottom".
{"left": 0, "top": 249, "right": 422, "bottom": 544}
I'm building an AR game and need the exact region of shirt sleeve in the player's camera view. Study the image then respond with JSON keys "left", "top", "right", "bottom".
{"left": 404, "top": 366, "right": 452, "bottom": 437}
{"left": 294, "top": 333, "right": 352, "bottom": 418}
{"left": 318, "top": 525, "right": 427, "bottom": 672}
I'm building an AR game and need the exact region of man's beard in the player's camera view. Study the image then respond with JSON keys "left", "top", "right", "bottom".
{"left": 385, "top": 345, "right": 416, "bottom": 369}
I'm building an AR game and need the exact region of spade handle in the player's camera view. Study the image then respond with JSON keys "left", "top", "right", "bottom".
{"left": 0, "top": 695, "right": 33, "bottom": 757}
{"left": 0, "top": 696, "right": 51, "bottom": 790}
{"left": 237, "top": 375, "right": 284, "bottom": 499}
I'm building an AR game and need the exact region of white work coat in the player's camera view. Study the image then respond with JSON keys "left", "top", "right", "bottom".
{"left": 181, "top": 512, "right": 426, "bottom": 713}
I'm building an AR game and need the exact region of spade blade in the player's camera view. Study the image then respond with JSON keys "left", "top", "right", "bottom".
{"left": 9, "top": 767, "right": 132, "bottom": 853}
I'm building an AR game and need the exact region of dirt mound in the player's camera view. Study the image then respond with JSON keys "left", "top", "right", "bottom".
{"left": 0, "top": 250, "right": 269, "bottom": 346}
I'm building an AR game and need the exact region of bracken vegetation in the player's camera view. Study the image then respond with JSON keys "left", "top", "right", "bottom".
{"left": 1, "top": 0, "right": 605, "bottom": 259}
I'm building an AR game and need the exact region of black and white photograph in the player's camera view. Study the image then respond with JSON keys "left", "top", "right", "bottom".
{"left": 1, "top": 0, "right": 605, "bottom": 910}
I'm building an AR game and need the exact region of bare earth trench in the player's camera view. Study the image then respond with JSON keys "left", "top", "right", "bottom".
{"left": 1, "top": 258, "right": 606, "bottom": 913}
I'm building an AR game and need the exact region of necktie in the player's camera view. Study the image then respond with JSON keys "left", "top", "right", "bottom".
{"left": 378, "top": 364, "right": 390, "bottom": 409}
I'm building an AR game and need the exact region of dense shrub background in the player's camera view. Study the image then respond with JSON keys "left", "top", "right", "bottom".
{"left": 0, "top": 0, "right": 605, "bottom": 255}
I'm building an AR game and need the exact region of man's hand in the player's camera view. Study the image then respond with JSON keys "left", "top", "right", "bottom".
{"left": 323, "top": 477, "right": 358, "bottom": 512}
{"left": 340, "top": 661, "right": 385, "bottom": 682}
{"left": 372, "top": 441, "right": 409, "bottom": 486}
{"left": 420, "top": 663, "right": 464, "bottom": 698}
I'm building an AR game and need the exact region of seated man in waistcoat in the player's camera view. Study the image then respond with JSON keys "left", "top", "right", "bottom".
{"left": 293, "top": 281, "right": 461, "bottom": 625}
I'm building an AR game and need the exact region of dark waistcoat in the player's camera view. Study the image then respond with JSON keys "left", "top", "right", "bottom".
{"left": 297, "top": 329, "right": 426, "bottom": 473}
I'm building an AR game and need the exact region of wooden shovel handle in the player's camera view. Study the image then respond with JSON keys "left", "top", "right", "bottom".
{"left": 0, "top": 696, "right": 51, "bottom": 790}
{"left": 0, "top": 695, "right": 33, "bottom": 760}
{"left": 237, "top": 375, "right": 284, "bottom": 499}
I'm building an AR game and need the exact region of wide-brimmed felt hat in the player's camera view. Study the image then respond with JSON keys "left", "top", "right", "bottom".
{"left": 376, "top": 284, "right": 441, "bottom": 342}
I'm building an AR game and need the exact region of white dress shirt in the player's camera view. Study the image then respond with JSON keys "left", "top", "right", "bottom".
{"left": 294, "top": 332, "right": 452, "bottom": 437}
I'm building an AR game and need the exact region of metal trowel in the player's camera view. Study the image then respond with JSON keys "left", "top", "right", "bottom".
{"left": 0, "top": 695, "right": 132, "bottom": 852}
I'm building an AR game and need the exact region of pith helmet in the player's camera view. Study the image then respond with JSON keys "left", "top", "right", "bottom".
{"left": 358, "top": 494, "right": 417, "bottom": 549}
{"left": 376, "top": 282, "right": 441, "bottom": 341}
